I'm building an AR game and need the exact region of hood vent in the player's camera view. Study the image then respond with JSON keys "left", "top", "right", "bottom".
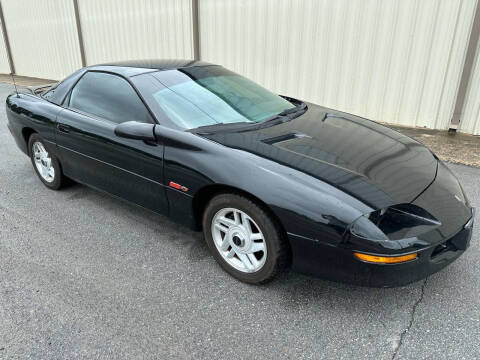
{"left": 262, "top": 132, "right": 311, "bottom": 145}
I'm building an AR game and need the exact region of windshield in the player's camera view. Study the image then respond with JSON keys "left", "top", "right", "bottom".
{"left": 146, "top": 66, "right": 295, "bottom": 129}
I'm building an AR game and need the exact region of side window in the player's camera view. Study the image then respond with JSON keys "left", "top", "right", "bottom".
{"left": 69, "top": 71, "right": 152, "bottom": 124}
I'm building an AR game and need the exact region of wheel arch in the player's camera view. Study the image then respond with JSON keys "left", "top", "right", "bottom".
{"left": 22, "top": 127, "right": 37, "bottom": 152}
{"left": 25, "top": 130, "right": 65, "bottom": 178}
{"left": 192, "top": 184, "right": 289, "bottom": 242}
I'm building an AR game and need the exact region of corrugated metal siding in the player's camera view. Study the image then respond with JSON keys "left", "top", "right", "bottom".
{"left": 199, "top": 0, "right": 478, "bottom": 130}
{"left": 0, "top": 20, "right": 10, "bottom": 74}
{"left": 78, "top": 0, "right": 193, "bottom": 65}
{"left": 459, "top": 38, "right": 480, "bottom": 135}
{"left": 2, "top": 0, "right": 82, "bottom": 80}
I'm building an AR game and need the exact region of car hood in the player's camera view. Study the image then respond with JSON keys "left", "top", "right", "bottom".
{"left": 202, "top": 103, "right": 438, "bottom": 210}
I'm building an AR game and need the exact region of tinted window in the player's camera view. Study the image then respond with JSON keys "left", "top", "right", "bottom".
{"left": 41, "top": 82, "right": 59, "bottom": 101}
{"left": 43, "top": 68, "right": 85, "bottom": 105}
{"left": 69, "top": 71, "right": 152, "bottom": 124}
{"left": 146, "top": 67, "right": 294, "bottom": 129}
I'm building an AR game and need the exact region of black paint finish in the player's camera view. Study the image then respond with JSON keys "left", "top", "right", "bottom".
{"left": 55, "top": 108, "right": 168, "bottom": 214}
{"left": 5, "top": 62, "right": 474, "bottom": 287}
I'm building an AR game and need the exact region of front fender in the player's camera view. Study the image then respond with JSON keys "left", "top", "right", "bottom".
{"left": 159, "top": 126, "right": 372, "bottom": 245}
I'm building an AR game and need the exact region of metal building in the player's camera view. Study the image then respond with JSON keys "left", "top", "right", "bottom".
{"left": 0, "top": 0, "right": 478, "bottom": 135}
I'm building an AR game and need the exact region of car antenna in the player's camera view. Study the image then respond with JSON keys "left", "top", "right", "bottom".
{"left": 10, "top": 72, "right": 19, "bottom": 97}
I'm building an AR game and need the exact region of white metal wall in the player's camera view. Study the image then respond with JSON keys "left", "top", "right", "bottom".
{"left": 2, "top": 0, "right": 82, "bottom": 80}
{"left": 78, "top": 0, "right": 193, "bottom": 65}
{"left": 0, "top": 0, "right": 477, "bottom": 134}
{"left": 199, "top": 0, "right": 478, "bottom": 131}
{"left": 0, "top": 20, "right": 10, "bottom": 74}
{"left": 459, "top": 38, "right": 480, "bottom": 135}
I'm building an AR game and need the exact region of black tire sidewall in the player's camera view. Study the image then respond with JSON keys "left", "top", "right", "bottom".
{"left": 28, "top": 134, "right": 63, "bottom": 190}
{"left": 203, "top": 193, "right": 285, "bottom": 284}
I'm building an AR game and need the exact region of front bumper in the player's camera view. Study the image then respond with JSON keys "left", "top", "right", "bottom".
{"left": 289, "top": 211, "right": 474, "bottom": 287}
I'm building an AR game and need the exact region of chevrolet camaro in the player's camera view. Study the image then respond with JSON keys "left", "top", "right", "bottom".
{"left": 6, "top": 60, "right": 475, "bottom": 286}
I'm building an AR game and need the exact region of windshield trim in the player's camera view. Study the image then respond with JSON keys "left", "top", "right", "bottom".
{"left": 188, "top": 97, "right": 308, "bottom": 135}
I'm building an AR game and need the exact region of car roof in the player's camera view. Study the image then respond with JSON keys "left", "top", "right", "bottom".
{"left": 44, "top": 59, "right": 220, "bottom": 106}
{"left": 87, "top": 59, "right": 216, "bottom": 77}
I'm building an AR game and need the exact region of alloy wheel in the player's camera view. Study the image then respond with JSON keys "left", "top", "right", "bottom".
{"left": 32, "top": 141, "right": 55, "bottom": 183}
{"left": 211, "top": 207, "right": 267, "bottom": 273}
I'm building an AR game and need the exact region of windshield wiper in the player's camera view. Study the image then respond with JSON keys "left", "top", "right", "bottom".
{"left": 278, "top": 103, "right": 306, "bottom": 116}
{"left": 189, "top": 101, "right": 308, "bottom": 134}
{"left": 260, "top": 102, "right": 308, "bottom": 126}
{"left": 189, "top": 121, "right": 253, "bottom": 134}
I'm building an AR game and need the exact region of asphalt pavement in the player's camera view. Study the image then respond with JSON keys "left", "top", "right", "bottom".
{"left": 0, "top": 83, "right": 479, "bottom": 359}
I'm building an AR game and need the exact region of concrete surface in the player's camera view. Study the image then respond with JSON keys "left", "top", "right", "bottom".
{"left": 389, "top": 125, "right": 480, "bottom": 168}
{"left": 0, "top": 83, "right": 479, "bottom": 359}
{"left": 0, "top": 74, "right": 57, "bottom": 86}
{"left": 0, "top": 74, "right": 56, "bottom": 87}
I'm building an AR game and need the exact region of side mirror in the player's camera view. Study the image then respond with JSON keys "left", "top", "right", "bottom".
{"left": 114, "top": 121, "right": 156, "bottom": 142}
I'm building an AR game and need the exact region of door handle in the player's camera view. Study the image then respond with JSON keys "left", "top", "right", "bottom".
{"left": 57, "top": 124, "right": 71, "bottom": 133}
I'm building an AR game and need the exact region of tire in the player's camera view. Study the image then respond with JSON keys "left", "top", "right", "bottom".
{"left": 28, "top": 133, "right": 64, "bottom": 190}
{"left": 203, "top": 193, "right": 289, "bottom": 284}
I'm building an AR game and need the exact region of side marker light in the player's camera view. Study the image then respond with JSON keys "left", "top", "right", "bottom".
{"left": 354, "top": 252, "right": 417, "bottom": 264}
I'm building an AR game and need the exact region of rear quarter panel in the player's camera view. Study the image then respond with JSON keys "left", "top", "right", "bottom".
{"left": 6, "top": 93, "right": 63, "bottom": 155}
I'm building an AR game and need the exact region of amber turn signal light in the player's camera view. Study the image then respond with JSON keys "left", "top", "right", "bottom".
{"left": 354, "top": 252, "right": 417, "bottom": 264}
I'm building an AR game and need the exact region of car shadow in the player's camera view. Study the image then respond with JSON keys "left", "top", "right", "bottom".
{"left": 61, "top": 181, "right": 210, "bottom": 260}
{"left": 61, "top": 181, "right": 437, "bottom": 309}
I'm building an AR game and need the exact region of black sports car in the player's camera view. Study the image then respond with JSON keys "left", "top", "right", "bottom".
{"left": 6, "top": 60, "right": 475, "bottom": 286}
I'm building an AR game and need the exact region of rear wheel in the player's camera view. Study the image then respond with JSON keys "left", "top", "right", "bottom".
{"left": 28, "top": 134, "right": 64, "bottom": 190}
{"left": 203, "top": 193, "right": 289, "bottom": 284}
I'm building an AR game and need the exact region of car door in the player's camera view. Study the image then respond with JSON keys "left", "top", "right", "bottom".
{"left": 55, "top": 71, "right": 168, "bottom": 214}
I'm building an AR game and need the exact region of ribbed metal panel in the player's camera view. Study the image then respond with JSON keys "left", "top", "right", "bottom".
{"left": 199, "top": 0, "right": 477, "bottom": 130}
{"left": 2, "top": 0, "right": 82, "bottom": 80}
{"left": 459, "top": 39, "right": 480, "bottom": 135}
{"left": 78, "top": 0, "right": 193, "bottom": 65}
{"left": 0, "top": 20, "right": 10, "bottom": 74}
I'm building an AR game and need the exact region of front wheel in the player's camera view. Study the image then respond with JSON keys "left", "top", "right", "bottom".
{"left": 203, "top": 193, "right": 289, "bottom": 284}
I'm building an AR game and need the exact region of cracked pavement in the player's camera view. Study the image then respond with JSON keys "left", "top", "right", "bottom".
{"left": 0, "top": 83, "right": 479, "bottom": 359}
{"left": 391, "top": 278, "right": 428, "bottom": 359}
